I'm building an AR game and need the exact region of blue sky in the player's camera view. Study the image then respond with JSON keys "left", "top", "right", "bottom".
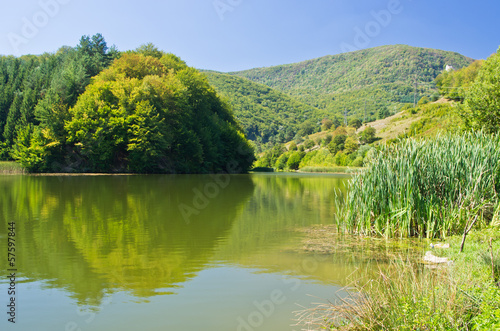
{"left": 1, "top": 0, "right": 499, "bottom": 72}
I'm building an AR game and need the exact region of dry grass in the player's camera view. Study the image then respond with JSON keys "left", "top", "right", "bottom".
{"left": 294, "top": 259, "right": 475, "bottom": 330}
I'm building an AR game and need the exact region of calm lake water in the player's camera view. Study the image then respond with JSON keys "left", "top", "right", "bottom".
{"left": 0, "top": 173, "right": 418, "bottom": 331}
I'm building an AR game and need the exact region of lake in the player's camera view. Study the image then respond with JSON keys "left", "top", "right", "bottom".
{"left": 0, "top": 173, "right": 418, "bottom": 331}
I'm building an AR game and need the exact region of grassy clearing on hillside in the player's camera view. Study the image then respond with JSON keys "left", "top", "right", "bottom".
{"left": 337, "top": 132, "right": 500, "bottom": 239}
{"left": 0, "top": 162, "right": 25, "bottom": 174}
{"left": 370, "top": 99, "right": 462, "bottom": 143}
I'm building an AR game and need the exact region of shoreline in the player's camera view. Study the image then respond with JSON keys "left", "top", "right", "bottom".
{"left": 294, "top": 224, "right": 500, "bottom": 330}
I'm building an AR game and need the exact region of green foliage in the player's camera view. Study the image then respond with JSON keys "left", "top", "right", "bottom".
{"left": 398, "top": 102, "right": 464, "bottom": 139}
{"left": 351, "top": 156, "right": 364, "bottom": 167}
{"left": 358, "top": 126, "right": 376, "bottom": 144}
{"left": 65, "top": 53, "right": 254, "bottom": 173}
{"left": 327, "top": 134, "right": 347, "bottom": 154}
{"left": 436, "top": 60, "right": 483, "bottom": 101}
{"left": 299, "top": 148, "right": 336, "bottom": 168}
{"left": 75, "top": 33, "right": 117, "bottom": 77}
{"left": 286, "top": 151, "right": 305, "bottom": 170}
{"left": 338, "top": 132, "right": 500, "bottom": 238}
{"left": 322, "top": 134, "right": 332, "bottom": 146}
{"left": 0, "top": 34, "right": 116, "bottom": 166}
{"left": 471, "top": 284, "right": 500, "bottom": 329}
{"left": 126, "top": 100, "right": 169, "bottom": 173}
{"left": 304, "top": 139, "right": 315, "bottom": 150}
{"left": 377, "top": 105, "right": 390, "bottom": 120}
{"left": 464, "top": 49, "right": 500, "bottom": 133}
{"left": 0, "top": 36, "right": 256, "bottom": 174}
{"left": 231, "top": 45, "right": 473, "bottom": 122}
{"left": 297, "top": 119, "right": 318, "bottom": 137}
{"left": 10, "top": 124, "right": 47, "bottom": 172}
{"left": 334, "top": 151, "right": 349, "bottom": 166}
{"left": 0, "top": 141, "right": 10, "bottom": 160}
{"left": 417, "top": 96, "right": 430, "bottom": 105}
{"left": 274, "top": 152, "right": 290, "bottom": 171}
{"left": 133, "top": 43, "right": 165, "bottom": 59}
{"left": 348, "top": 118, "right": 362, "bottom": 129}
{"left": 254, "top": 144, "right": 286, "bottom": 168}
{"left": 321, "top": 118, "right": 333, "bottom": 131}
{"left": 203, "top": 71, "right": 324, "bottom": 148}
{"left": 343, "top": 136, "right": 359, "bottom": 154}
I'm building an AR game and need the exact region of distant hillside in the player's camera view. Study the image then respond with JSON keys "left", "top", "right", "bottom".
{"left": 204, "top": 72, "right": 328, "bottom": 147}
{"left": 229, "top": 45, "right": 474, "bottom": 122}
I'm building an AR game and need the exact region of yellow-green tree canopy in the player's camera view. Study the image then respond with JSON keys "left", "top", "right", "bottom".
{"left": 64, "top": 53, "right": 254, "bottom": 173}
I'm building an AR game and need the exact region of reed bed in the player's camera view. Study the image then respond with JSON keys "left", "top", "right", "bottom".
{"left": 337, "top": 132, "right": 500, "bottom": 238}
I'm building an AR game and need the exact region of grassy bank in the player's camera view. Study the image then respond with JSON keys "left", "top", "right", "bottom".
{"left": 297, "top": 228, "right": 500, "bottom": 330}
{"left": 299, "top": 166, "right": 363, "bottom": 174}
{"left": 0, "top": 161, "right": 25, "bottom": 174}
{"left": 337, "top": 132, "right": 500, "bottom": 238}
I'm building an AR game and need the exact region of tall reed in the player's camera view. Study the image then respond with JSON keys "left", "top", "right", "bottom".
{"left": 337, "top": 132, "right": 500, "bottom": 238}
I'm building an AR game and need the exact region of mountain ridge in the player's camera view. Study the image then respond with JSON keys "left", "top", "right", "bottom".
{"left": 207, "top": 45, "right": 474, "bottom": 132}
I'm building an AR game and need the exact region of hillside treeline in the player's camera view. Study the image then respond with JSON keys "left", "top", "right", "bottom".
{"left": 0, "top": 36, "right": 254, "bottom": 173}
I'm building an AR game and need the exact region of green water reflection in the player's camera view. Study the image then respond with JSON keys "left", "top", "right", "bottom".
{"left": 0, "top": 174, "right": 353, "bottom": 305}
{"left": 0, "top": 175, "right": 256, "bottom": 304}
{"left": 0, "top": 174, "right": 433, "bottom": 331}
{"left": 0, "top": 173, "right": 428, "bottom": 330}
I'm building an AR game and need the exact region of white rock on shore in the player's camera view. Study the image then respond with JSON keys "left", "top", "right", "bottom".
{"left": 423, "top": 251, "right": 452, "bottom": 264}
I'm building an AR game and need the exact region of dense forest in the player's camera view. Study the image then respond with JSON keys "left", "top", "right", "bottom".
{"left": 229, "top": 45, "right": 474, "bottom": 121}
{"left": 203, "top": 71, "right": 331, "bottom": 149}
{"left": 0, "top": 38, "right": 492, "bottom": 173}
{"left": 200, "top": 45, "right": 474, "bottom": 152}
{"left": 0, "top": 36, "right": 254, "bottom": 173}
{"left": 252, "top": 46, "right": 500, "bottom": 172}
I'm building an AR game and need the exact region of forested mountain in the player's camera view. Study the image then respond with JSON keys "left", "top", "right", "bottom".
{"left": 0, "top": 37, "right": 254, "bottom": 173}
{"left": 0, "top": 39, "right": 480, "bottom": 172}
{"left": 228, "top": 45, "right": 474, "bottom": 122}
{"left": 204, "top": 71, "right": 329, "bottom": 148}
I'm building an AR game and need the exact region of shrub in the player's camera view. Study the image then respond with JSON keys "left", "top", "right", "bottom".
{"left": 351, "top": 156, "right": 364, "bottom": 167}
{"left": 304, "top": 139, "right": 315, "bottom": 150}
{"left": 287, "top": 151, "right": 305, "bottom": 170}
{"left": 344, "top": 137, "right": 359, "bottom": 154}
{"left": 274, "top": 152, "right": 290, "bottom": 171}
